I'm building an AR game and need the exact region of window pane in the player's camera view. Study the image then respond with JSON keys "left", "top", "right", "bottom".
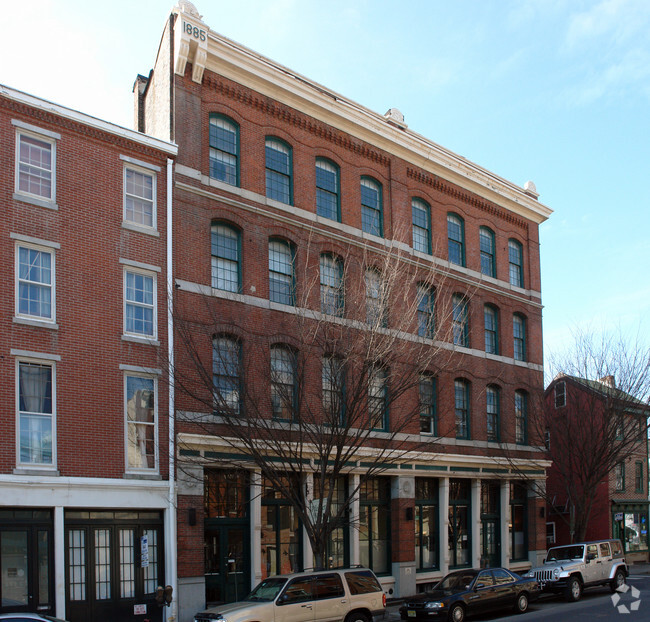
{"left": 455, "top": 380, "right": 469, "bottom": 439}
{"left": 18, "top": 246, "right": 53, "bottom": 319}
{"left": 509, "top": 240, "right": 523, "bottom": 287}
{"left": 269, "top": 241, "right": 294, "bottom": 305}
{"left": 365, "top": 269, "right": 385, "bottom": 326}
{"left": 209, "top": 117, "right": 238, "bottom": 185}
{"left": 419, "top": 375, "right": 436, "bottom": 434}
{"left": 486, "top": 386, "right": 499, "bottom": 441}
{"left": 320, "top": 255, "right": 343, "bottom": 316}
{"left": 417, "top": 285, "right": 434, "bottom": 338}
{"left": 316, "top": 160, "right": 339, "bottom": 220}
{"left": 18, "top": 134, "right": 53, "bottom": 198}
{"left": 126, "top": 376, "right": 156, "bottom": 469}
{"left": 412, "top": 200, "right": 430, "bottom": 254}
{"left": 266, "top": 139, "right": 291, "bottom": 204}
{"left": 95, "top": 529, "right": 112, "bottom": 600}
{"left": 125, "top": 168, "right": 154, "bottom": 227}
{"left": 513, "top": 315, "right": 526, "bottom": 361}
{"left": 361, "top": 179, "right": 382, "bottom": 236}
{"left": 19, "top": 362, "right": 53, "bottom": 464}
{"left": 452, "top": 295, "right": 468, "bottom": 347}
{"left": 213, "top": 337, "right": 241, "bottom": 413}
{"left": 125, "top": 272, "right": 154, "bottom": 336}
{"left": 211, "top": 225, "right": 240, "bottom": 292}
{"left": 480, "top": 228, "right": 495, "bottom": 277}
{"left": 68, "top": 529, "right": 86, "bottom": 601}
{"left": 484, "top": 306, "right": 497, "bottom": 354}
{"left": 447, "top": 215, "right": 464, "bottom": 266}
{"left": 271, "top": 347, "right": 296, "bottom": 419}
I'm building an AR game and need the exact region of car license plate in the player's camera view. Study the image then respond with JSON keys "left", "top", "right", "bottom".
{"left": 408, "top": 611, "right": 416, "bottom": 617}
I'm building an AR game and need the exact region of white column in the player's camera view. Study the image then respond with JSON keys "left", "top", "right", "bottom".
{"left": 54, "top": 505, "right": 65, "bottom": 619}
{"left": 303, "top": 472, "right": 314, "bottom": 570}
{"left": 250, "top": 470, "right": 262, "bottom": 586}
{"left": 500, "top": 480, "right": 511, "bottom": 567}
{"left": 350, "top": 473, "right": 360, "bottom": 566}
{"left": 471, "top": 479, "right": 481, "bottom": 568}
{"left": 439, "top": 477, "right": 449, "bottom": 575}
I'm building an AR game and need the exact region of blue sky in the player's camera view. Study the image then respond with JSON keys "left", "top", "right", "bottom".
{"left": 2, "top": 0, "right": 648, "bottom": 362}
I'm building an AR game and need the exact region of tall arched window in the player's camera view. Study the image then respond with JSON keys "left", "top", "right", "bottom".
{"left": 209, "top": 114, "right": 239, "bottom": 185}
{"left": 368, "top": 364, "right": 388, "bottom": 431}
{"left": 447, "top": 213, "right": 465, "bottom": 266}
{"left": 270, "top": 346, "right": 297, "bottom": 420}
{"left": 509, "top": 239, "right": 524, "bottom": 287}
{"left": 316, "top": 158, "right": 340, "bottom": 221}
{"left": 211, "top": 223, "right": 240, "bottom": 292}
{"left": 452, "top": 294, "right": 469, "bottom": 347}
{"left": 513, "top": 313, "right": 526, "bottom": 361}
{"left": 515, "top": 390, "right": 528, "bottom": 444}
{"left": 412, "top": 198, "right": 431, "bottom": 254}
{"left": 486, "top": 385, "right": 500, "bottom": 442}
{"left": 454, "top": 379, "right": 470, "bottom": 439}
{"left": 320, "top": 254, "right": 344, "bottom": 316}
{"left": 479, "top": 227, "right": 496, "bottom": 277}
{"left": 417, "top": 284, "right": 435, "bottom": 339}
{"left": 266, "top": 137, "right": 292, "bottom": 204}
{"left": 269, "top": 239, "right": 295, "bottom": 305}
{"left": 484, "top": 304, "right": 499, "bottom": 354}
{"left": 365, "top": 268, "right": 386, "bottom": 327}
{"left": 361, "top": 177, "right": 383, "bottom": 237}
{"left": 212, "top": 336, "right": 242, "bottom": 414}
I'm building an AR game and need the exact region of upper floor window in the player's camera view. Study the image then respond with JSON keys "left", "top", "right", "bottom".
{"left": 270, "top": 346, "right": 297, "bottom": 420}
{"left": 361, "top": 177, "right": 383, "bottom": 237}
{"left": 16, "top": 243, "right": 55, "bottom": 322}
{"left": 124, "top": 269, "right": 156, "bottom": 339}
{"left": 124, "top": 166, "right": 155, "bottom": 228}
{"left": 125, "top": 374, "right": 158, "bottom": 472}
{"left": 16, "top": 129, "right": 56, "bottom": 201}
{"left": 269, "top": 239, "right": 295, "bottom": 305}
{"left": 513, "top": 314, "right": 526, "bottom": 361}
{"left": 211, "top": 223, "right": 240, "bottom": 292}
{"left": 320, "top": 254, "right": 344, "bottom": 316}
{"left": 508, "top": 239, "right": 524, "bottom": 288}
{"left": 554, "top": 381, "right": 566, "bottom": 408}
{"left": 17, "top": 359, "right": 55, "bottom": 466}
{"left": 486, "top": 385, "right": 500, "bottom": 442}
{"left": 479, "top": 227, "right": 495, "bottom": 277}
{"left": 213, "top": 336, "right": 242, "bottom": 415}
{"left": 447, "top": 213, "right": 465, "bottom": 266}
{"left": 454, "top": 379, "right": 470, "bottom": 440}
{"left": 266, "top": 138, "right": 292, "bottom": 204}
{"left": 412, "top": 198, "right": 431, "bottom": 254}
{"left": 322, "top": 355, "right": 344, "bottom": 424}
{"left": 419, "top": 374, "right": 437, "bottom": 435}
{"left": 615, "top": 462, "right": 625, "bottom": 491}
{"left": 365, "top": 268, "right": 386, "bottom": 327}
{"left": 316, "top": 158, "right": 340, "bottom": 221}
{"left": 635, "top": 461, "right": 644, "bottom": 493}
{"left": 452, "top": 294, "right": 469, "bottom": 348}
{"left": 209, "top": 114, "right": 238, "bottom": 186}
{"left": 368, "top": 365, "right": 388, "bottom": 431}
{"left": 484, "top": 304, "right": 498, "bottom": 355}
{"left": 515, "top": 390, "right": 528, "bottom": 444}
{"left": 417, "top": 284, "right": 435, "bottom": 339}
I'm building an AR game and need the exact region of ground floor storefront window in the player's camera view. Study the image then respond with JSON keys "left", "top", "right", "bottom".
{"left": 313, "top": 475, "right": 349, "bottom": 569}
{"left": 359, "top": 477, "right": 390, "bottom": 574}
{"left": 510, "top": 482, "right": 528, "bottom": 561}
{"left": 415, "top": 478, "right": 438, "bottom": 571}
{"left": 448, "top": 479, "right": 471, "bottom": 568}
{"left": 613, "top": 504, "right": 649, "bottom": 554}
{"left": 480, "top": 481, "right": 500, "bottom": 568}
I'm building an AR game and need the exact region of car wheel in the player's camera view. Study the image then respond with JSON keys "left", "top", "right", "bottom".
{"left": 345, "top": 612, "right": 370, "bottom": 622}
{"left": 610, "top": 569, "right": 626, "bottom": 593}
{"left": 448, "top": 603, "right": 465, "bottom": 622}
{"left": 564, "top": 576, "right": 582, "bottom": 602}
{"left": 514, "top": 592, "right": 529, "bottom": 613}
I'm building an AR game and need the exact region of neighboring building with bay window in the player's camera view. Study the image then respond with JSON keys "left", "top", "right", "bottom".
{"left": 0, "top": 85, "right": 177, "bottom": 621}
{"left": 134, "top": 4, "right": 552, "bottom": 618}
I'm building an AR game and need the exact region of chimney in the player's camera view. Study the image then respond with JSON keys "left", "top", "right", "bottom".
{"left": 133, "top": 74, "right": 149, "bottom": 133}
{"left": 599, "top": 375, "right": 616, "bottom": 388}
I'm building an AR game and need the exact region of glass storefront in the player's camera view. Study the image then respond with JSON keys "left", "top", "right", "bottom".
{"left": 448, "top": 479, "right": 470, "bottom": 568}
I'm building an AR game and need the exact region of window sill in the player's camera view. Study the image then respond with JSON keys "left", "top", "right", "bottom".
{"left": 13, "top": 192, "right": 58, "bottom": 210}
{"left": 122, "top": 221, "right": 160, "bottom": 237}
{"left": 122, "top": 334, "right": 160, "bottom": 346}
{"left": 13, "top": 467, "right": 60, "bottom": 476}
{"left": 123, "top": 472, "right": 162, "bottom": 480}
{"left": 13, "top": 316, "right": 59, "bottom": 329}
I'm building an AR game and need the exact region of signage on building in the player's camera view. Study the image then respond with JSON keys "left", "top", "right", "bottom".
{"left": 614, "top": 512, "right": 624, "bottom": 521}
{"left": 134, "top": 604, "right": 147, "bottom": 615}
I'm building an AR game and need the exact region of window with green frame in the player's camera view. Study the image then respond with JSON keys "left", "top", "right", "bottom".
{"left": 209, "top": 114, "right": 238, "bottom": 186}
{"left": 313, "top": 475, "right": 349, "bottom": 568}
{"left": 417, "top": 283, "right": 435, "bottom": 339}
{"left": 361, "top": 177, "right": 383, "bottom": 237}
{"left": 447, "top": 213, "right": 465, "bottom": 266}
{"left": 419, "top": 374, "right": 437, "bottom": 435}
{"left": 452, "top": 294, "right": 469, "bottom": 347}
{"left": 412, "top": 198, "right": 431, "bottom": 254}
{"left": 212, "top": 335, "right": 242, "bottom": 415}
{"left": 454, "top": 379, "right": 470, "bottom": 440}
{"left": 479, "top": 227, "right": 496, "bottom": 277}
{"left": 266, "top": 137, "right": 292, "bottom": 204}
{"left": 322, "top": 355, "right": 345, "bottom": 426}
{"left": 513, "top": 314, "right": 526, "bottom": 361}
{"left": 316, "top": 158, "right": 340, "bottom": 221}
{"left": 515, "top": 390, "right": 528, "bottom": 445}
{"left": 484, "top": 304, "right": 499, "bottom": 354}
{"left": 486, "top": 385, "right": 500, "bottom": 442}
{"left": 320, "top": 254, "right": 344, "bottom": 316}
{"left": 415, "top": 478, "right": 438, "bottom": 570}
{"left": 368, "top": 364, "right": 388, "bottom": 431}
{"left": 359, "top": 477, "right": 390, "bottom": 574}
{"left": 211, "top": 222, "right": 240, "bottom": 292}
{"left": 508, "top": 239, "right": 524, "bottom": 288}
{"left": 449, "top": 479, "right": 471, "bottom": 567}
{"left": 269, "top": 239, "right": 295, "bottom": 305}
{"left": 270, "top": 345, "right": 297, "bottom": 420}
{"left": 510, "top": 483, "right": 528, "bottom": 561}
{"left": 635, "top": 461, "right": 644, "bottom": 493}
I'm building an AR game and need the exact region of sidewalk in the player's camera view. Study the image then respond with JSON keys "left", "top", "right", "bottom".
{"left": 628, "top": 562, "right": 650, "bottom": 575}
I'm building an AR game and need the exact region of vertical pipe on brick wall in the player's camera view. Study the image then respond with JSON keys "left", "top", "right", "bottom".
{"left": 166, "top": 157, "right": 178, "bottom": 621}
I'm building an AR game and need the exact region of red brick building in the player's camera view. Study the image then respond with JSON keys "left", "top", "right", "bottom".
{"left": 0, "top": 85, "right": 177, "bottom": 621}
{"left": 136, "top": 5, "right": 553, "bottom": 620}
{"left": 545, "top": 375, "right": 649, "bottom": 563}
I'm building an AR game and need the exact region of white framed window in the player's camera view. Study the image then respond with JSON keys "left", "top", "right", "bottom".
{"left": 16, "top": 357, "right": 56, "bottom": 467}
{"left": 124, "top": 165, "right": 156, "bottom": 229}
{"left": 14, "top": 124, "right": 58, "bottom": 204}
{"left": 124, "top": 373, "right": 158, "bottom": 472}
{"left": 15, "top": 242, "right": 55, "bottom": 322}
{"left": 123, "top": 268, "right": 156, "bottom": 339}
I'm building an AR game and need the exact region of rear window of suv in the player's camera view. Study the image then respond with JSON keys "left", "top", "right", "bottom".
{"left": 345, "top": 570, "right": 382, "bottom": 594}
{"left": 611, "top": 541, "right": 623, "bottom": 556}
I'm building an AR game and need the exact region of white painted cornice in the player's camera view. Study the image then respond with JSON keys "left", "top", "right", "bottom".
{"left": 172, "top": 9, "right": 551, "bottom": 224}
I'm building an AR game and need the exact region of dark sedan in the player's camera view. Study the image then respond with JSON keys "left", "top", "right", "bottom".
{"left": 399, "top": 568, "right": 540, "bottom": 622}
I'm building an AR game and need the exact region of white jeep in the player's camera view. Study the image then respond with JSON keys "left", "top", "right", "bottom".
{"left": 524, "top": 539, "right": 628, "bottom": 602}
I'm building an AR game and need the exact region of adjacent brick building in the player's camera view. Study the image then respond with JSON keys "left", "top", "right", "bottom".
{"left": 136, "top": 4, "right": 553, "bottom": 620}
{"left": 0, "top": 85, "right": 177, "bottom": 621}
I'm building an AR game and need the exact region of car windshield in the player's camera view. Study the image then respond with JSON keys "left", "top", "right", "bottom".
{"left": 546, "top": 545, "right": 584, "bottom": 561}
{"left": 246, "top": 577, "right": 288, "bottom": 601}
{"left": 435, "top": 572, "right": 477, "bottom": 592}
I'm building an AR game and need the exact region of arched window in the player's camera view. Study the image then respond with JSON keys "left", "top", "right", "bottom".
{"left": 270, "top": 345, "right": 297, "bottom": 420}
{"left": 417, "top": 284, "right": 435, "bottom": 339}
{"left": 454, "top": 379, "right": 470, "bottom": 439}
{"left": 513, "top": 313, "right": 526, "bottom": 361}
{"left": 266, "top": 138, "right": 292, "bottom": 204}
{"left": 212, "top": 336, "right": 242, "bottom": 414}
{"left": 211, "top": 223, "right": 240, "bottom": 292}
{"left": 361, "top": 177, "right": 383, "bottom": 237}
{"left": 486, "top": 385, "right": 500, "bottom": 442}
{"left": 479, "top": 227, "right": 496, "bottom": 277}
{"left": 419, "top": 374, "right": 437, "bottom": 435}
{"left": 320, "top": 254, "right": 344, "bottom": 316}
{"left": 508, "top": 239, "right": 524, "bottom": 287}
{"left": 515, "top": 390, "right": 528, "bottom": 444}
{"left": 322, "top": 355, "right": 345, "bottom": 424}
{"left": 412, "top": 198, "right": 431, "bottom": 254}
{"left": 209, "top": 114, "right": 239, "bottom": 185}
{"left": 452, "top": 294, "right": 469, "bottom": 347}
{"left": 484, "top": 304, "right": 499, "bottom": 354}
{"left": 365, "top": 268, "right": 387, "bottom": 327}
{"left": 368, "top": 364, "right": 388, "bottom": 431}
{"left": 269, "top": 239, "right": 295, "bottom": 305}
{"left": 316, "top": 158, "right": 340, "bottom": 221}
{"left": 447, "top": 213, "right": 465, "bottom": 266}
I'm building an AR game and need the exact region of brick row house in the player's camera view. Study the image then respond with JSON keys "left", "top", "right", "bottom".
{"left": 0, "top": 85, "right": 177, "bottom": 621}
{"left": 134, "top": 4, "right": 553, "bottom": 621}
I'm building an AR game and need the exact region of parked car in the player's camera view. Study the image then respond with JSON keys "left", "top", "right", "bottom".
{"left": 399, "top": 567, "right": 540, "bottom": 622}
{"left": 0, "top": 614, "right": 67, "bottom": 622}
{"left": 193, "top": 567, "right": 386, "bottom": 622}
{"left": 523, "top": 538, "right": 627, "bottom": 602}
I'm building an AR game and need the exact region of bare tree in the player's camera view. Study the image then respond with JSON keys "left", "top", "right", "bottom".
{"left": 526, "top": 328, "right": 650, "bottom": 543}
{"left": 170, "top": 234, "right": 463, "bottom": 569}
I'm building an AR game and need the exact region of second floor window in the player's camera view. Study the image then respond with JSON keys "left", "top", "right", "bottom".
{"left": 484, "top": 305, "right": 498, "bottom": 354}
{"left": 447, "top": 213, "right": 465, "bottom": 266}
{"left": 211, "top": 223, "right": 240, "bottom": 292}
{"left": 266, "top": 138, "right": 292, "bottom": 204}
{"left": 271, "top": 346, "right": 297, "bottom": 420}
{"left": 412, "top": 198, "right": 431, "bottom": 254}
{"left": 365, "top": 268, "right": 386, "bottom": 327}
{"left": 368, "top": 365, "right": 388, "bottom": 431}
{"left": 417, "top": 284, "right": 435, "bottom": 339}
{"left": 209, "top": 115, "right": 238, "bottom": 186}
{"left": 124, "top": 270, "right": 155, "bottom": 338}
{"left": 479, "top": 227, "right": 495, "bottom": 277}
{"left": 361, "top": 178, "right": 382, "bottom": 237}
{"left": 16, "top": 244, "right": 54, "bottom": 321}
{"left": 125, "top": 374, "right": 157, "bottom": 472}
{"left": 509, "top": 239, "right": 524, "bottom": 287}
{"left": 515, "top": 390, "right": 528, "bottom": 444}
{"left": 513, "top": 314, "right": 526, "bottom": 361}
{"left": 322, "top": 356, "right": 344, "bottom": 424}
{"left": 615, "top": 462, "right": 625, "bottom": 491}
{"left": 486, "top": 385, "right": 499, "bottom": 442}
{"left": 18, "top": 360, "right": 54, "bottom": 466}
{"left": 454, "top": 379, "right": 470, "bottom": 440}
{"left": 212, "top": 336, "right": 242, "bottom": 414}
{"left": 320, "top": 254, "right": 344, "bottom": 316}
{"left": 635, "top": 462, "right": 644, "bottom": 493}
{"left": 316, "top": 158, "right": 339, "bottom": 221}
{"left": 269, "top": 239, "right": 294, "bottom": 305}
{"left": 419, "top": 375, "right": 436, "bottom": 435}
{"left": 452, "top": 294, "right": 469, "bottom": 347}
{"left": 124, "top": 166, "right": 155, "bottom": 228}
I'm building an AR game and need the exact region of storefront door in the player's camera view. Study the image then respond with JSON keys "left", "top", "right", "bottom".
{"left": 205, "top": 525, "right": 249, "bottom": 605}
{"left": 481, "top": 519, "right": 500, "bottom": 568}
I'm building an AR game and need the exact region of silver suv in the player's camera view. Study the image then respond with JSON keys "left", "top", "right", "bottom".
{"left": 524, "top": 539, "right": 627, "bottom": 602}
{"left": 193, "top": 567, "right": 386, "bottom": 622}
